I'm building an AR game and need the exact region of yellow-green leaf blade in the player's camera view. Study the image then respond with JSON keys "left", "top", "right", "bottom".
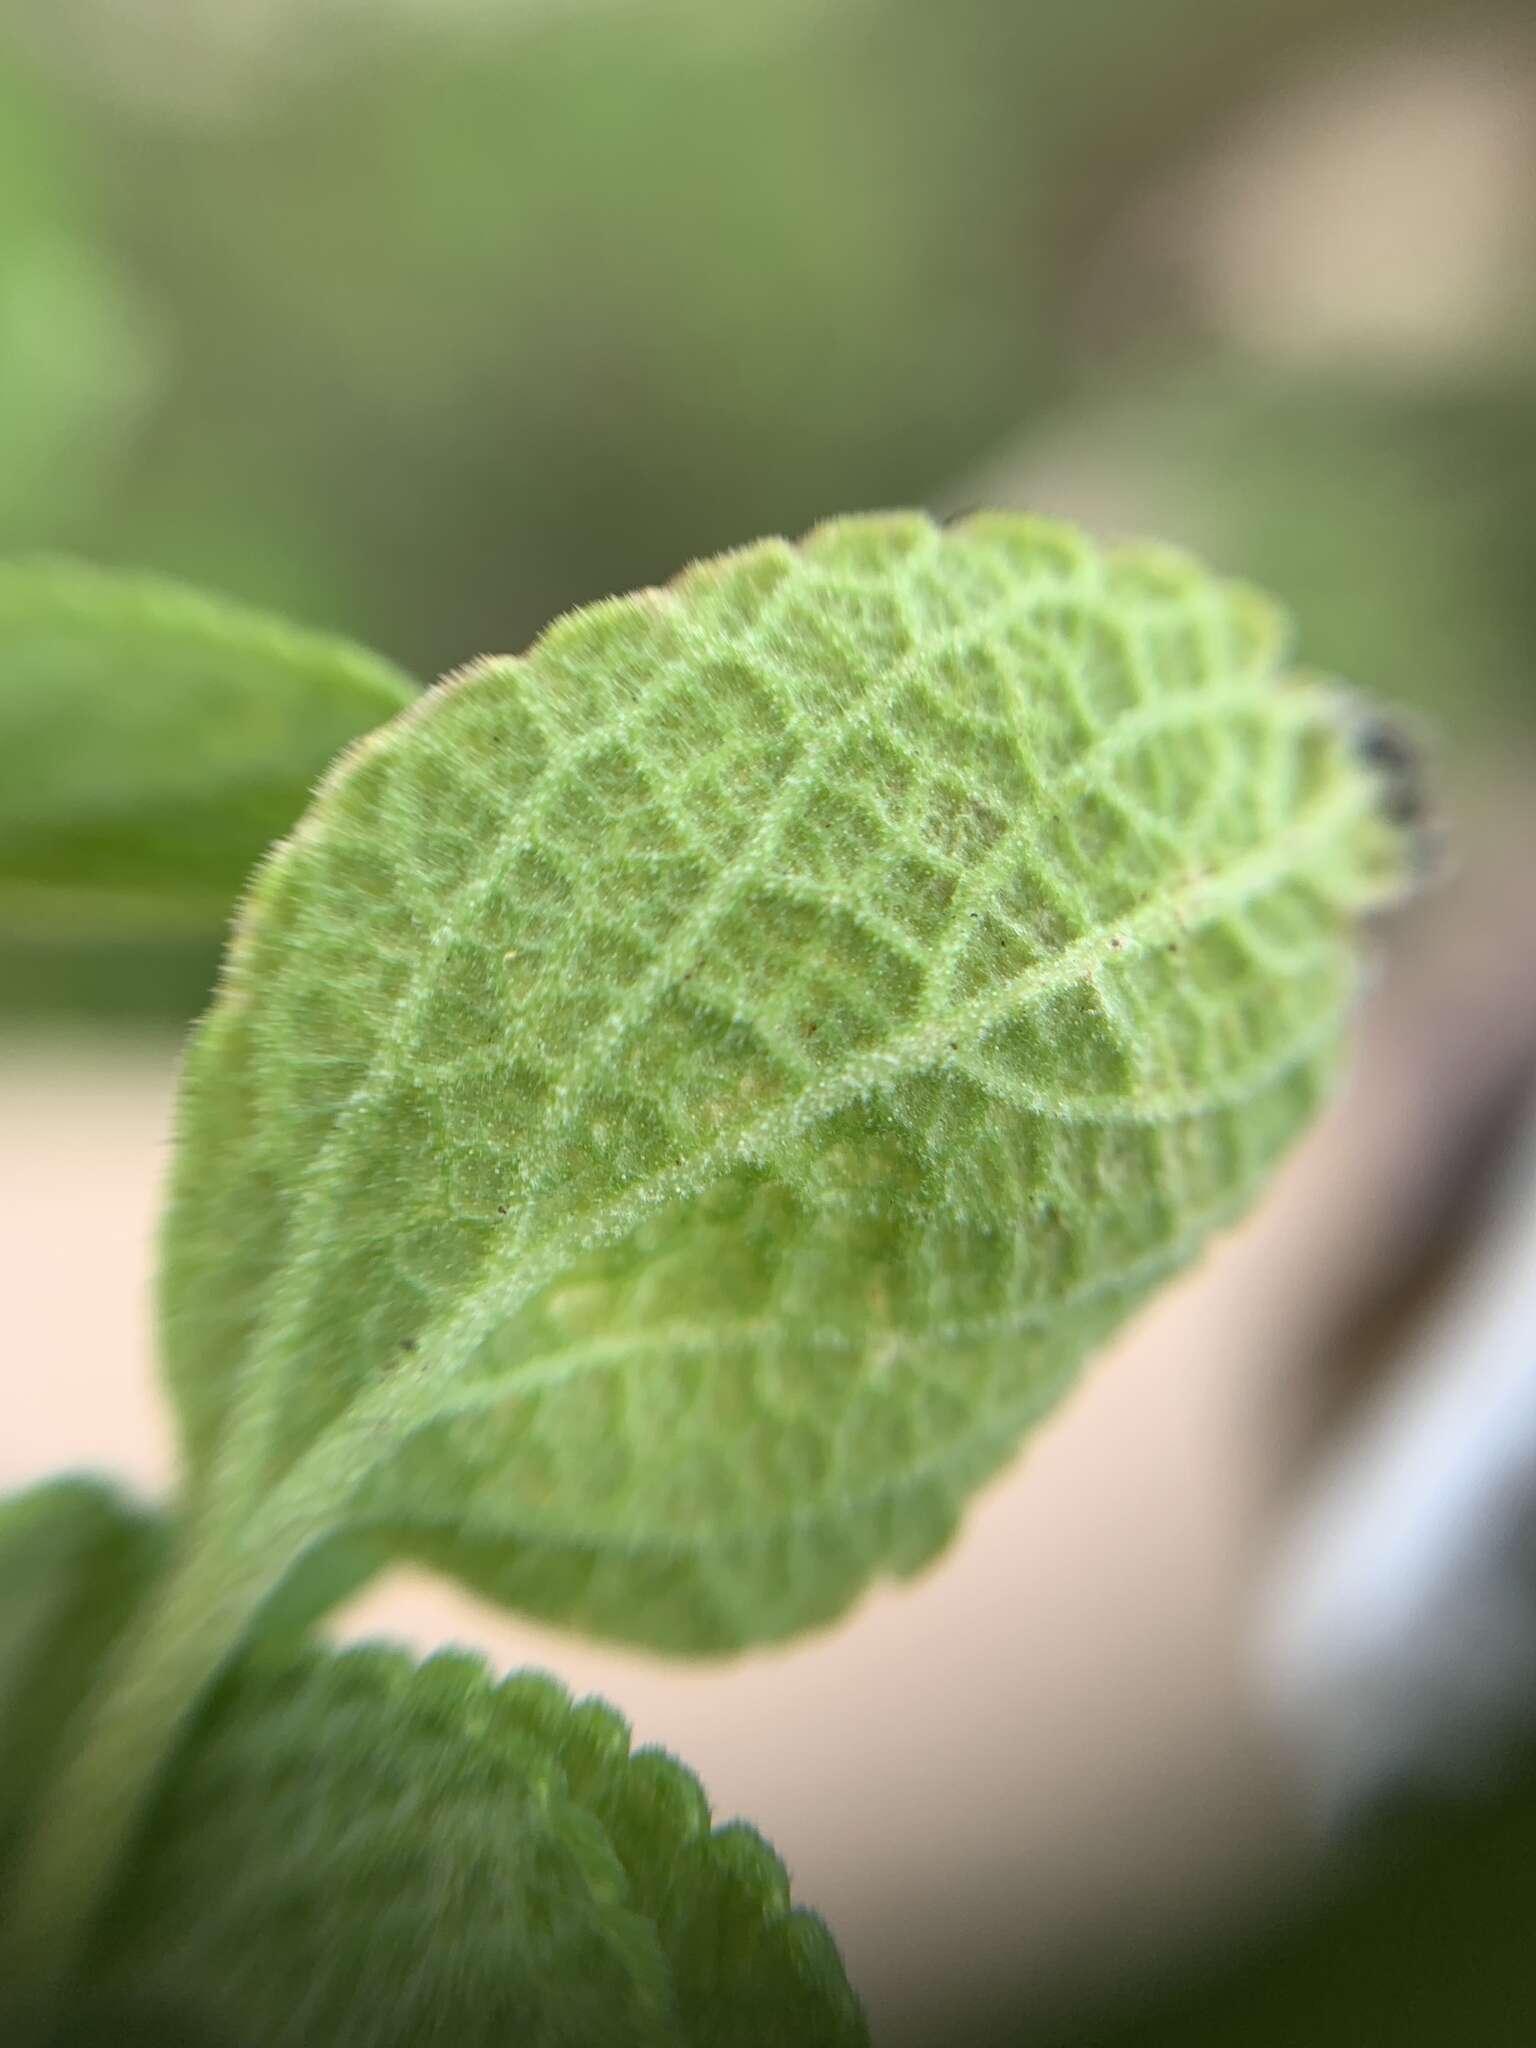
{"left": 159, "top": 512, "right": 1417, "bottom": 1648}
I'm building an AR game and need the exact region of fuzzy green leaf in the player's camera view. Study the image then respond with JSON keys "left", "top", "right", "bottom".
{"left": 0, "top": 1481, "right": 166, "bottom": 1896}
{"left": 0, "top": 560, "right": 415, "bottom": 926}
{"left": 67, "top": 1644, "right": 865, "bottom": 2048}
{"left": 159, "top": 512, "right": 1415, "bottom": 1650}
{"left": 0, "top": 1511, "right": 861, "bottom": 2045}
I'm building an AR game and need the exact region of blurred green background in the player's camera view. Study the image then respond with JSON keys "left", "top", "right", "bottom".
{"left": 4, "top": 0, "right": 1533, "bottom": 1022}
{"left": 2, "top": 3, "right": 1534, "bottom": 2041}
{"left": 2, "top": 2, "right": 1531, "bottom": 682}
{"left": 2, "top": 0, "right": 1531, "bottom": 1018}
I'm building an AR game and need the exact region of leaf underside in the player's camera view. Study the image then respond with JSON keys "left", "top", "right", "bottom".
{"left": 0, "top": 1485, "right": 863, "bottom": 2047}
{"left": 159, "top": 511, "right": 1413, "bottom": 1650}
{"left": 0, "top": 558, "right": 416, "bottom": 925}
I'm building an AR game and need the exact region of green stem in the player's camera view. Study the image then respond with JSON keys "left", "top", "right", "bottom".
{"left": 1, "top": 1365, "right": 419, "bottom": 2026}
{"left": 0, "top": 1496, "right": 323, "bottom": 2025}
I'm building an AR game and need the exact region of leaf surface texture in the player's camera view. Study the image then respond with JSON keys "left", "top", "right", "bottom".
{"left": 159, "top": 512, "right": 1413, "bottom": 1647}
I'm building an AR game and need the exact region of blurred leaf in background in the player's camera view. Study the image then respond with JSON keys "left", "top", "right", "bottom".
{"left": 0, "top": 560, "right": 414, "bottom": 924}
{"left": 0, "top": 563, "right": 414, "bottom": 1026}
{"left": 0, "top": 67, "right": 161, "bottom": 551}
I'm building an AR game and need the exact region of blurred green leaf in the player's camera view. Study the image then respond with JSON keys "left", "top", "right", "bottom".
{"left": 0, "top": 928, "right": 223, "bottom": 1031}
{"left": 0, "top": 66, "right": 161, "bottom": 549}
{"left": 0, "top": 559, "right": 416, "bottom": 928}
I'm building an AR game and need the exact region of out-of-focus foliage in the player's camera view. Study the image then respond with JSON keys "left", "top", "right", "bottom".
{"left": 0, "top": 559, "right": 414, "bottom": 924}
{"left": 0, "top": 0, "right": 1512, "bottom": 674}
{"left": 0, "top": 930, "right": 225, "bottom": 1028}
{"left": 0, "top": 0, "right": 1528, "bottom": 1033}
{"left": 0, "top": 70, "right": 159, "bottom": 549}
{"left": 1032, "top": 1758, "right": 1536, "bottom": 2048}
{"left": 982, "top": 369, "right": 1536, "bottom": 759}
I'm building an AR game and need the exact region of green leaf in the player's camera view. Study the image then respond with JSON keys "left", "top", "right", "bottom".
{"left": 68, "top": 1643, "right": 865, "bottom": 2048}
{"left": 0, "top": 1481, "right": 167, "bottom": 1893}
{"left": 0, "top": 1513, "right": 861, "bottom": 2045}
{"left": 0, "top": 560, "right": 416, "bottom": 927}
{"left": 159, "top": 511, "right": 1416, "bottom": 1650}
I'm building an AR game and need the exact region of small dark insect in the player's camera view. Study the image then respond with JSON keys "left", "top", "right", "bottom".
{"left": 399, "top": 1338, "right": 418, "bottom": 1354}
{"left": 1352, "top": 709, "right": 1442, "bottom": 877}
{"left": 1353, "top": 713, "right": 1428, "bottom": 828}
{"left": 496, "top": 1205, "right": 508, "bottom": 1216}
{"left": 804, "top": 1021, "right": 819, "bottom": 1037}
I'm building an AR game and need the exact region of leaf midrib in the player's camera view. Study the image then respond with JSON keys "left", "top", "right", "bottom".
{"left": 204, "top": 758, "right": 1369, "bottom": 1532}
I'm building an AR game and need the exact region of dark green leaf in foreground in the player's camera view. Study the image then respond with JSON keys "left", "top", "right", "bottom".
{"left": 0, "top": 1481, "right": 166, "bottom": 1896}
{"left": 71, "top": 1645, "right": 865, "bottom": 2048}
{"left": 0, "top": 560, "right": 416, "bottom": 926}
{"left": 159, "top": 512, "right": 1417, "bottom": 1650}
{"left": 0, "top": 1493, "right": 860, "bottom": 2045}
